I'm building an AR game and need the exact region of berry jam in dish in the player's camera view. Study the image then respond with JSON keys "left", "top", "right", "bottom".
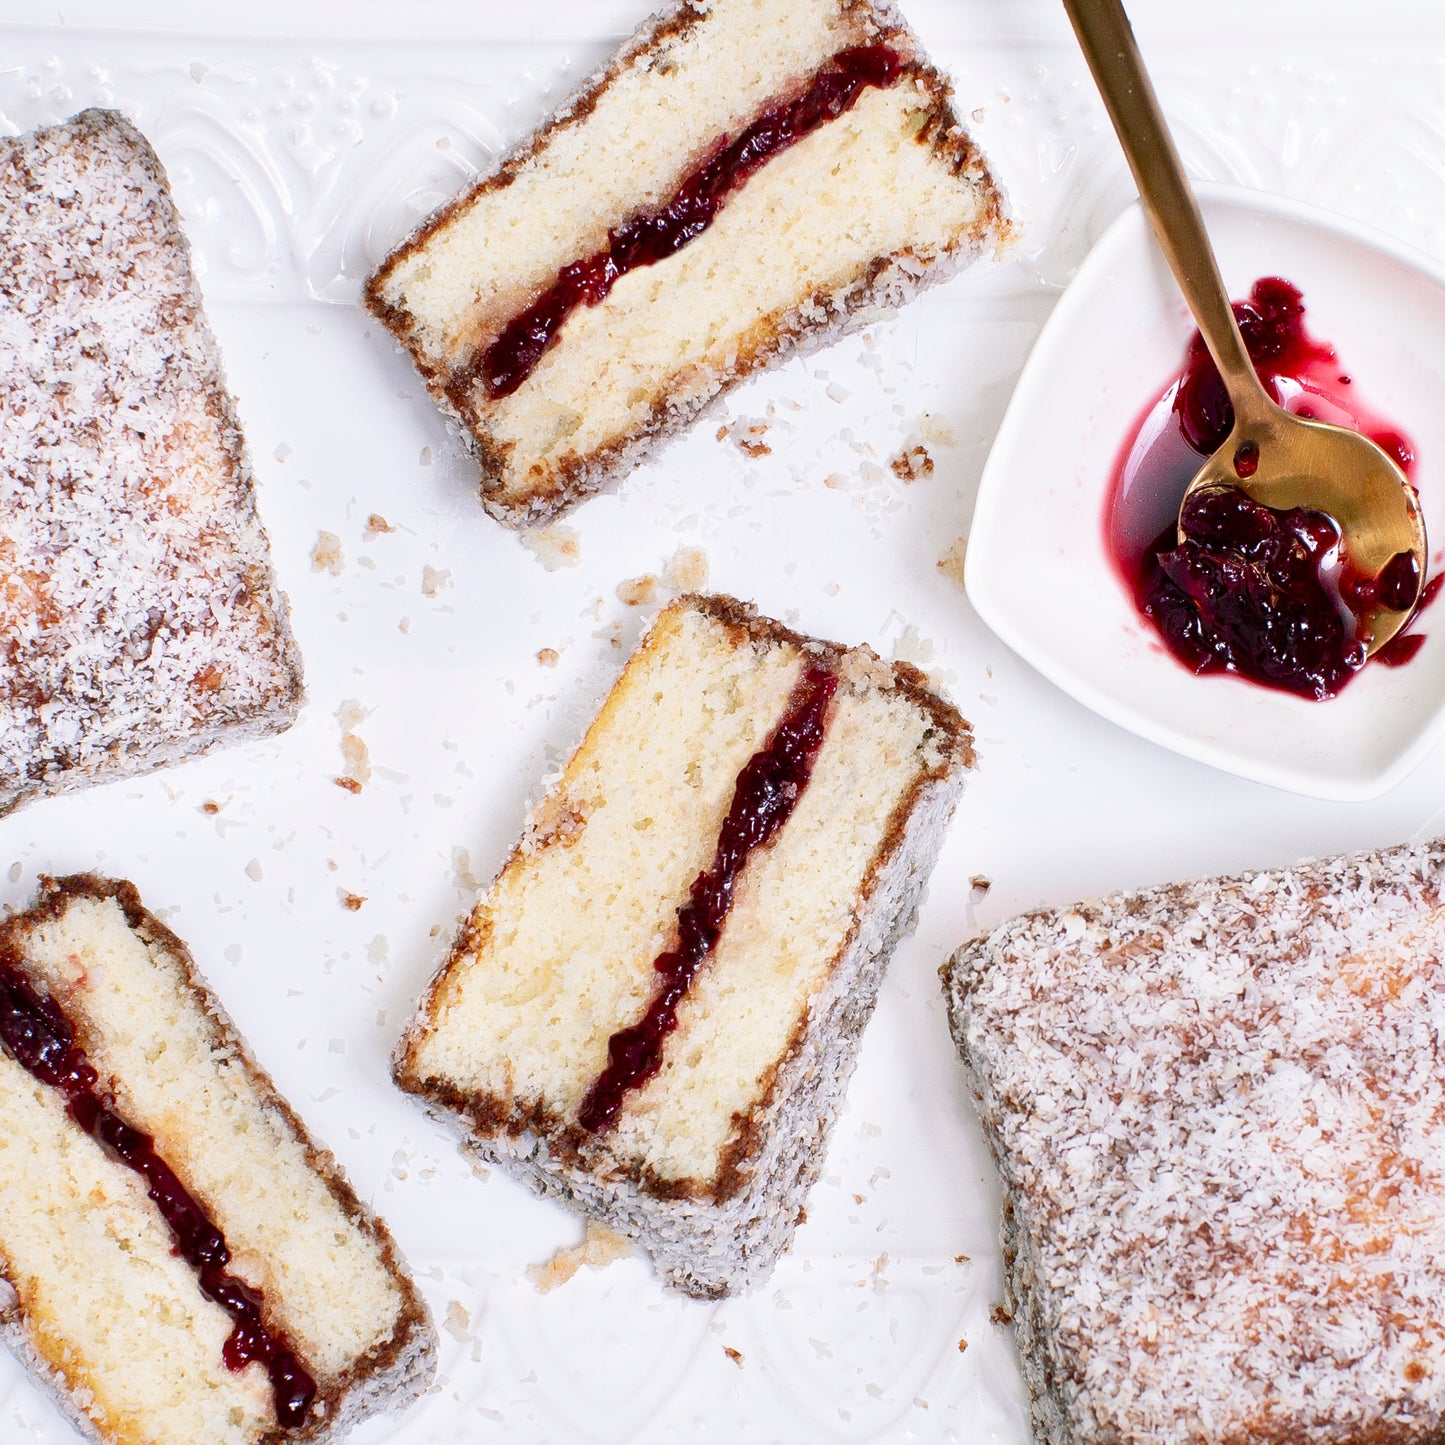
{"left": 1105, "top": 277, "right": 1425, "bottom": 700}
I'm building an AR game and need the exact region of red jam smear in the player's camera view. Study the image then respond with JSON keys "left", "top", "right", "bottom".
{"left": 477, "top": 44, "right": 903, "bottom": 401}
{"left": 578, "top": 663, "right": 838, "bottom": 1132}
{"left": 1105, "top": 277, "right": 1427, "bottom": 699}
{"left": 0, "top": 948, "right": 317, "bottom": 1428}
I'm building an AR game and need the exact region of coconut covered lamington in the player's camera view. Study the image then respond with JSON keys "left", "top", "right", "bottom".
{"left": 944, "top": 837, "right": 1445, "bottom": 1445}
{"left": 364, "top": 0, "right": 1006, "bottom": 525}
{"left": 395, "top": 594, "right": 973, "bottom": 1298}
{"left": 0, "top": 109, "right": 303, "bottom": 816}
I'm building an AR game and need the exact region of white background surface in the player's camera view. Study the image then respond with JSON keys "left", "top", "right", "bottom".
{"left": 4, "top": 2, "right": 1445, "bottom": 1441}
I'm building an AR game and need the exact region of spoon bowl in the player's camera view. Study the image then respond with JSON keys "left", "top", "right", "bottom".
{"left": 1063, "top": 0, "right": 1427, "bottom": 661}
{"left": 1182, "top": 406, "right": 1426, "bottom": 653}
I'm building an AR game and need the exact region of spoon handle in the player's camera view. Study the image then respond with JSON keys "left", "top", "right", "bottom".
{"left": 1061, "top": 0, "right": 1273, "bottom": 423}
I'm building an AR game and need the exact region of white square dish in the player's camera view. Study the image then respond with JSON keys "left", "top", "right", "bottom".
{"left": 965, "top": 184, "right": 1445, "bottom": 802}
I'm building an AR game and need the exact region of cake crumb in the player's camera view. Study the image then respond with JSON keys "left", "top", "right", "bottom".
{"left": 200, "top": 800, "right": 222, "bottom": 816}
{"left": 365, "top": 513, "right": 396, "bottom": 538}
{"left": 527, "top": 1223, "right": 633, "bottom": 1293}
{"left": 340, "top": 891, "right": 365, "bottom": 912}
{"left": 731, "top": 418, "right": 771, "bottom": 458}
{"left": 594, "top": 619, "right": 625, "bottom": 650}
{"left": 421, "top": 565, "right": 452, "bottom": 598}
{"left": 523, "top": 791, "right": 588, "bottom": 854}
{"left": 617, "top": 573, "right": 660, "bottom": 608}
{"left": 957, "top": 1338, "right": 969, "bottom": 1353}
{"left": 890, "top": 445, "right": 934, "bottom": 482}
{"left": 723, "top": 1346, "right": 744, "bottom": 1368}
{"left": 912, "top": 412, "right": 956, "bottom": 448}
{"left": 337, "top": 700, "right": 372, "bottom": 790}
{"left": 536, "top": 647, "right": 560, "bottom": 668}
{"left": 663, "top": 545, "right": 710, "bottom": 592}
{"left": 970, "top": 875, "right": 992, "bottom": 900}
{"left": 990, "top": 1305, "right": 1013, "bottom": 1325}
{"left": 521, "top": 525, "right": 582, "bottom": 571}
{"left": 715, "top": 424, "right": 730, "bottom": 442}
{"left": 937, "top": 537, "right": 968, "bottom": 589}
{"left": 452, "top": 848, "right": 482, "bottom": 893}
{"left": 310, "top": 531, "right": 344, "bottom": 575}
{"left": 443, "top": 1300, "right": 472, "bottom": 1342}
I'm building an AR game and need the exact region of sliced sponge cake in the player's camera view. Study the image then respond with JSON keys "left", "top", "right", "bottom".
{"left": 364, "top": 0, "right": 1006, "bottom": 525}
{"left": 395, "top": 595, "right": 973, "bottom": 1297}
{"left": 0, "top": 876, "right": 435, "bottom": 1445}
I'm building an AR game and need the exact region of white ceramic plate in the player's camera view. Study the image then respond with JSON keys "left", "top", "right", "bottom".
{"left": 966, "top": 184, "right": 1445, "bottom": 802}
{"left": 11, "top": 8, "right": 1445, "bottom": 1445}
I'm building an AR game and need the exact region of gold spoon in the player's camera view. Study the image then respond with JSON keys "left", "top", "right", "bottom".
{"left": 1062, "top": 0, "right": 1427, "bottom": 653}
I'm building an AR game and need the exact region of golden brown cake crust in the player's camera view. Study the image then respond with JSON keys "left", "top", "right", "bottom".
{"left": 0, "top": 874, "right": 436, "bottom": 1445}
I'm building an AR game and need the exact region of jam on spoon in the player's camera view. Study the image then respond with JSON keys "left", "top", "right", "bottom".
{"left": 1106, "top": 278, "right": 1430, "bottom": 700}
{"left": 1065, "top": 0, "right": 1426, "bottom": 695}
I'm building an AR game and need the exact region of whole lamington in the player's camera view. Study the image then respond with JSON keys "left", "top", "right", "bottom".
{"left": 0, "top": 110, "right": 303, "bottom": 816}
{"left": 943, "top": 836, "right": 1445, "bottom": 1444}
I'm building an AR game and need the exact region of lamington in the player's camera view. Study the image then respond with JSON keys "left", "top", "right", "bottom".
{"left": 364, "top": 0, "right": 1006, "bottom": 526}
{"left": 943, "top": 837, "right": 1445, "bottom": 1445}
{"left": 0, "top": 875, "right": 436, "bottom": 1445}
{"left": 395, "top": 594, "right": 973, "bottom": 1298}
{"left": 0, "top": 110, "right": 304, "bottom": 816}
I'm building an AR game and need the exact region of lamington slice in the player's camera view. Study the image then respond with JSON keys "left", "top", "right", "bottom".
{"left": 943, "top": 837, "right": 1445, "bottom": 1445}
{"left": 364, "top": 0, "right": 1006, "bottom": 526}
{"left": 395, "top": 594, "right": 973, "bottom": 1298}
{"left": 0, "top": 110, "right": 304, "bottom": 816}
{"left": 0, "top": 876, "right": 436, "bottom": 1445}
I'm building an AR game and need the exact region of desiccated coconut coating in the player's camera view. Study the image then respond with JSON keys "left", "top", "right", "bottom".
{"left": 943, "top": 837, "right": 1445, "bottom": 1445}
{"left": 0, "top": 109, "right": 303, "bottom": 815}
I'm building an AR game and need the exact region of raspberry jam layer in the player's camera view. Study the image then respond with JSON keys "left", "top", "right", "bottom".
{"left": 578, "top": 663, "right": 838, "bottom": 1133}
{"left": 0, "top": 947, "right": 317, "bottom": 1428}
{"left": 1105, "top": 277, "right": 1426, "bottom": 699}
{"left": 477, "top": 44, "right": 903, "bottom": 401}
